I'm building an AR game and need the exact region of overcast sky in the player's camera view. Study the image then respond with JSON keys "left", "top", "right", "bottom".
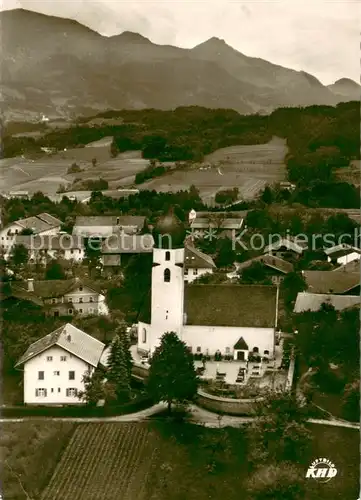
{"left": 2, "top": 0, "right": 359, "bottom": 84}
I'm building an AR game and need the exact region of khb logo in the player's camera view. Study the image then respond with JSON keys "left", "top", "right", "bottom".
{"left": 306, "top": 458, "right": 337, "bottom": 483}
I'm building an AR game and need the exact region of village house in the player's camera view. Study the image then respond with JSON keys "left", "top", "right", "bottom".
{"left": 189, "top": 210, "right": 246, "bottom": 238}
{"left": 294, "top": 292, "right": 360, "bottom": 313}
{"left": 3, "top": 278, "right": 109, "bottom": 317}
{"left": 302, "top": 269, "right": 360, "bottom": 295}
{"left": 6, "top": 234, "right": 85, "bottom": 262}
{"left": 101, "top": 233, "right": 154, "bottom": 268}
{"left": 235, "top": 254, "right": 294, "bottom": 275}
{"left": 15, "top": 323, "right": 105, "bottom": 405}
{"left": 0, "top": 213, "right": 62, "bottom": 251}
{"left": 184, "top": 244, "right": 216, "bottom": 283}
{"left": 72, "top": 215, "right": 146, "bottom": 238}
{"left": 137, "top": 213, "right": 278, "bottom": 363}
{"left": 264, "top": 237, "right": 308, "bottom": 260}
{"left": 324, "top": 244, "right": 361, "bottom": 266}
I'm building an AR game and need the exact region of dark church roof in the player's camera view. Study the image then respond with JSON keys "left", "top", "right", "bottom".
{"left": 234, "top": 337, "right": 249, "bottom": 350}
{"left": 138, "top": 283, "right": 278, "bottom": 328}
{"left": 184, "top": 284, "right": 277, "bottom": 328}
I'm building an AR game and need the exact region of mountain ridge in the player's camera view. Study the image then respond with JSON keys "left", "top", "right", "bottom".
{"left": 0, "top": 8, "right": 357, "bottom": 121}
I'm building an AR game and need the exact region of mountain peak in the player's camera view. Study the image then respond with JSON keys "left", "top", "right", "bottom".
{"left": 193, "top": 36, "right": 230, "bottom": 49}
{"left": 332, "top": 78, "right": 360, "bottom": 88}
{"left": 110, "top": 31, "right": 151, "bottom": 43}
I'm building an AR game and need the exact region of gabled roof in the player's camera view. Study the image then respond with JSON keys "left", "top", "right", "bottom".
{"left": 237, "top": 254, "right": 294, "bottom": 274}
{"left": 264, "top": 237, "right": 308, "bottom": 255}
{"left": 184, "top": 245, "right": 216, "bottom": 269}
{"left": 15, "top": 323, "right": 105, "bottom": 367}
{"left": 184, "top": 284, "right": 277, "bottom": 328}
{"left": 8, "top": 213, "right": 62, "bottom": 234}
{"left": 303, "top": 270, "right": 360, "bottom": 294}
{"left": 191, "top": 218, "right": 244, "bottom": 230}
{"left": 324, "top": 244, "right": 361, "bottom": 259}
{"left": 74, "top": 216, "right": 145, "bottom": 228}
{"left": 234, "top": 336, "right": 249, "bottom": 350}
{"left": 101, "top": 234, "right": 154, "bottom": 254}
{"left": 8, "top": 278, "right": 102, "bottom": 303}
{"left": 13, "top": 234, "right": 85, "bottom": 250}
{"left": 294, "top": 292, "right": 360, "bottom": 313}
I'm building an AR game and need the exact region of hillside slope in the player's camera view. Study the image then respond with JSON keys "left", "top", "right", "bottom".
{"left": 0, "top": 8, "right": 346, "bottom": 120}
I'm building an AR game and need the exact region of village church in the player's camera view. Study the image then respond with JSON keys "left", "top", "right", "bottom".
{"left": 137, "top": 212, "right": 278, "bottom": 361}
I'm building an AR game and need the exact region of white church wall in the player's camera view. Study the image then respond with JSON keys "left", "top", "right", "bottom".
{"left": 181, "top": 325, "right": 275, "bottom": 357}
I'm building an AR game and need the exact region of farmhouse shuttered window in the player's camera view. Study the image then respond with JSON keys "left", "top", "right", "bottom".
{"left": 36, "top": 388, "right": 47, "bottom": 397}
{"left": 66, "top": 388, "right": 78, "bottom": 397}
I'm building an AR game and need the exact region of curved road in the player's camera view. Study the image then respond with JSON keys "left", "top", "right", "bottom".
{"left": 1, "top": 402, "right": 359, "bottom": 429}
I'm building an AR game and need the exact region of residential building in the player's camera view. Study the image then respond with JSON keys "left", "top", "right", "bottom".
{"left": 324, "top": 244, "right": 361, "bottom": 266}
{"left": 15, "top": 323, "right": 105, "bottom": 405}
{"left": 189, "top": 210, "right": 246, "bottom": 238}
{"left": 101, "top": 233, "right": 154, "bottom": 267}
{"left": 72, "top": 215, "right": 146, "bottom": 238}
{"left": 137, "top": 213, "right": 278, "bottom": 360}
{"left": 264, "top": 237, "right": 308, "bottom": 259}
{"left": 236, "top": 254, "right": 294, "bottom": 275}
{"left": 294, "top": 292, "right": 360, "bottom": 313}
{"left": 184, "top": 244, "right": 216, "bottom": 282}
{"left": 3, "top": 278, "right": 109, "bottom": 317}
{"left": 0, "top": 213, "right": 62, "bottom": 251}
{"left": 5, "top": 234, "right": 85, "bottom": 262}
{"left": 302, "top": 270, "right": 360, "bottom": 295}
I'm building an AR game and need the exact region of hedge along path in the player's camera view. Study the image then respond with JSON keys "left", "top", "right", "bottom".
{"left": 41, "top": 423, "right": 153, "bottom": 500}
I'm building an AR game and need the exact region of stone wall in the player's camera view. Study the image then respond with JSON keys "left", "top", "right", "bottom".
{"left": 197, "top": 389, "right": 264, "bottom": 416}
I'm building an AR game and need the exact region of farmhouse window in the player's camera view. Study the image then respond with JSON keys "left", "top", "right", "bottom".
{"left": 58, "top": 388, "right": 61, "bottom": 393}
{"left": 194, "top": 269, "right": 198, "bottom": 275}
{"left": 264, "top": 350, "right": 269, "bottom": 355}
{"left": 66, "top": 388, "right": 78, "bottom": 397}
{"left": 52, "top": 298, "right": 57, "bottom": 304}
{"left": 164, "top": 268, "right": 171, "bottom": 282}
{"left": 46, "top": 356, "right": 53, "bottom": 362}
{"left": 79, "top": 286, "right": 83, "bottom": 291}
{"left": 69, "top": 371, "right": 75, "bottom": 380}
{"left": 60, "top": 356, "right": 67, "bottom": 361}
{"left": 196, "top": 346, "right": 201, "bottom": 353}
{"left": 54, "top": 371, "right": 60, "bottom": 376}
{"left": 142, "top": 328, "right": 147, "bottom": 343}
{"left": 79, "top": 297, "right": 83, "bottom": 303}
{"left": 38, "top": 371, "right": 44, "bottom": 380}
{"left": 51, "top": 388, "right": 54, "bottom": 393}
{"left": 89, "top": 297, "right": 94, "bottom": 302}
{"left": 184, "top": 269, "right": 188, "bottom": 275}
{"left": 253, "top": 347, "right": 259, "bottom": 353}
{"left": 165, "top": 251, "right": 170, "bottom": 261}
{"left": 68, "top": 297, "right": 73, "bottom": 302}
{"left": 68, "top": 309, "right": 73, "bottom": 315}
{"left": 79, "top": 309, "right": 83, "bottom": 313}
{"left": 36, "top": 388, "right": 47, "bottom": 397}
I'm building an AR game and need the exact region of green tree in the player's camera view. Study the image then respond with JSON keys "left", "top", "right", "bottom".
{"left": 10, "top": 244, "right": 29, "bottom": 268}
{"left": 147, "top": 332, "right": 198, "bottom": 413}
{"left": 260, "top": 185, "right": 273, "bottom": 205}
{"left": 79, "top": 368, "right": 116, "bottom": 406}
{"left": 239, "top": 261, "right": 272, "bottom": 284}
{"left": 342, "top": 379, "right": 359, "bottom": 422}
{"left": 107, "top": 334, "right": 131, "bottom": 402}
{"left": 281, "top": 272, "right": 307, "bottom": 309}
{"left": 45, "top": 260, "right": 66, "bottom": 280}
{"left": 246, "top": 463, "right": 306, "bottom": 500}
{"left": 249, "top": 389, "right": 312, "bottom": 463}
{"left": 215, "top": 237, "right": 236, "bottom": 268}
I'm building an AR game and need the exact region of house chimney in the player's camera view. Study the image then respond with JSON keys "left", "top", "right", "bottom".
{"left": 27, "top": 278, "right": 34, "bottom": 292}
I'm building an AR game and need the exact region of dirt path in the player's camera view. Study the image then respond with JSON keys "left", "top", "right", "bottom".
{"left": 1, "top": 402, "right": 359, "bottom": 429}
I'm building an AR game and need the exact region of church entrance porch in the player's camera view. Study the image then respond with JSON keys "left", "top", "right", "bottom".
{"left": 236, "top": 350, "right": 245, "bottom": 361}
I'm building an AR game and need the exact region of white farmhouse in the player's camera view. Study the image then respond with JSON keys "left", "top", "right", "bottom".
{"left": 6, "top": 234, "right": 85, "bottom": 262}
{"left": 324, "top": 244, "right": 361, "bottom": 266}
{"left": 4, "top": 278, "right": 109, "bottom": 317}
{"left": 15, "top": 323, "right": 105, "bottom": 405}
{"left": 184, "top": 244, "right": 216, "bottom": 283}
{"left": 138, "top": 213, "right": 278, "bottom": 360}
{"left": 0, "top": 213, "right": 62, "bottom": 252}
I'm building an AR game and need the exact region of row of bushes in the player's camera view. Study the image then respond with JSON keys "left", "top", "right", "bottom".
{"left": 2, "top": 393, "right": 153, "bottom": 418}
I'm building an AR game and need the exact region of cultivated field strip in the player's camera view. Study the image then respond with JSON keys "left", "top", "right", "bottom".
{"left": 41, "top": 423, "right": 153, "bottom": 500}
